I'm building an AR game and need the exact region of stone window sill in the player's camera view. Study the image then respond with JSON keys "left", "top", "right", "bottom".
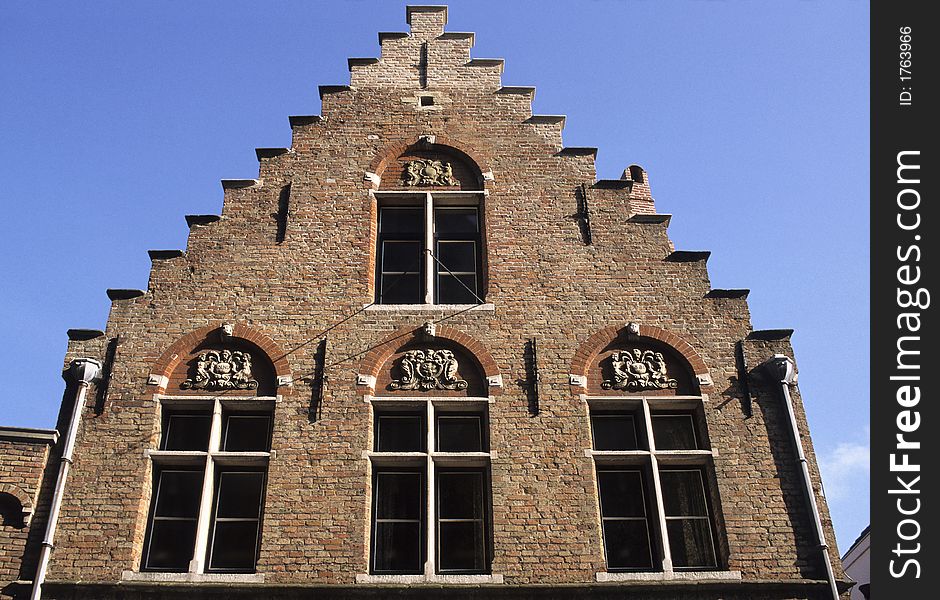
{"left": 365, "top": 303, "right": 494, "bottom": 312}
{"left": 356, "top": 573, "right": 504, "bottom": 584}
{"left": 595, "top": 570, "right": 741, "bottom": 583}
{"left": 121, "top": 571, "right": 265, "bottom": 583}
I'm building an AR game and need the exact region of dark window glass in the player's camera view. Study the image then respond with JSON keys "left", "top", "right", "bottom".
{"left": 377, "top": 207, "right": 424, "bottom": 304}
{"left": 222, "top": 415, "right": 272, "bottom": 452}
{"left": 596, "top": 469, "right": 653, "bottom": 570}
{"left": 382, "top": 241, "right": 422, "bottom": 273}
{"left": 372, "top": 471, "right": 423, "bottom": 574}
{"left": 380, "top": 274, "right": 423, "bottom": 304}
{"left": 437, "top": 274, "right": 478, "bottom": 304}
{"left": 375, "top": 414, "right": 425, "bottom": 452}
{"left": 436, "top": 415, "right": 484, "bottom": 452}
{"left": 437, "top": 241, "right": 476, "bottom": 272}
{"left": 161, "top": 413, "right": 211, "bottom": 451}
{"left": 651, "top": 414, "right": 698, "bottom": 450}
{"left": 208, "top": 470, "right": 265, "bottom": 572}
{"left": 380, "top": 207, "right": 424, "bottom": 235}
{"left": 660, "top": 470, "right": 716, "bottom": 569}
{"left": 435, "top": 208, "right": 478, "bottom": 234}
{"left": 143, "top": 470, "right": 204, "bottom": 571}
{"left": 591, "top": 414, "right": 639, "bottom": 451}
{"left": 434, "top": 207, "right": 481, "bottom": 305}
{"left": 437, "top": 471, "right": 487, "bottom": 573}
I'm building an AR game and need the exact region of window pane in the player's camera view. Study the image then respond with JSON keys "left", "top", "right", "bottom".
{"left": 375, "top": 415, "right": 424, "bottom": 452}
{"left": 162, "top": 414, "right": 211, "bottom": 451}
{"left": 215, "top": 471, "right": 265, "bottom": 519}
{"left": 382, "top": 241, "right": 422, "bottom": 273}
{"left": 591, "top": 414, "right": 638, "bottom": 451}
{"left": 436, "top": 241, "right": 476, "bottom": 272}
{"left": 223, "top": 415, "right": 271, "bottom": 452}
{"left": 380, "top": 273, "right": 422, "bottom": 304}
{"left": 651, "top": 415, "right": 698, "bottom": 450}
{"left": 597, "top": 470, "right": 646, "bottom": 518}
{"left": 436, "top": 415, "right": 483, "bottom": 452}
{"left": 374, "top": 522, "right": 422, "bottom": 573}
{"left": 660, "top": 470, "right": 709, "bottom": 517}
{"left": 439, "top": 521, "right": 486, "bottom": 572}
{"left": 380, "top": 207, "right": 423, "bottom": 235}
{"left": 209, "top": 521, "right": 260, "bottom": 571}
{"left": 146, "top": 519, "right": 198, "bottom": 571}
{"left": 437, "top": 274, "right": 478, "bottom": 304}
{"left": 153, "top": 471, "right": 204, "bottom": 518}
{"left": 438, "top": 472, "right": 484, "bottom": 519}
{"left": 435, "top": 208, "right": 478, "bottom": 234}
{"left": 375, "top": 472, "right": 422, "bottom": 520}
{"left": 667, "top": 519, "right": 716, "bottom": 568}
{"left": 603, "top": 519, "right": 653, "bottom": 570}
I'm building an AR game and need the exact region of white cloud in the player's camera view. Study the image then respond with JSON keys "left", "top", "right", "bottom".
{"left": 818, "top": 435, "right": 870, "bottom": 502}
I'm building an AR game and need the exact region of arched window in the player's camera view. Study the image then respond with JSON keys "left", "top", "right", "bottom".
{"left": 573, "top": 324, "right": 726, "bottom": 577}
{"left": 140, "top": 325, "right": 285, "bottom": 576}
{"left": 0, "top": 492, "right": 26, "bottom": 529}
{"left": 373, "top": 142, "right": 487, "bottom": 306}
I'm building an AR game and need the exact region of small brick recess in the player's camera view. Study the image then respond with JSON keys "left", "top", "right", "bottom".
{"left": 1, "top": 5, "right": 848, "bottom": 600}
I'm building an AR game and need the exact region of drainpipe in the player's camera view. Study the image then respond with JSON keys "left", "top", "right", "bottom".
{"left": 30, "top": 358, "right": 101, "bottom": 600}
{"left": 761, "top": 354, "right": 840, "bottom": 600}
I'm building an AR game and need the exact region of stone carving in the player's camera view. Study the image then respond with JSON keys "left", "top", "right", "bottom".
{"left": 602, "top": 349, "right": 677, "bottom": 391}
{"left": 182, "top": 349, "right": 258, "bottom": 391}
{"left": 404, "top": 159, "right": 458, "bottom": 186}
{"left": 389, "top": 349, "right": 468, "bottom": 391}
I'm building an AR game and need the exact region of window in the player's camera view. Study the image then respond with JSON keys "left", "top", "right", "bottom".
{"left": 368, "top": 401, "right": 491, "bottom": 576}
{"left": 375, "top": 192, "right": 484, "bottom": 305}
{"left": 589, "top": 400, "right": 719, "bottom": 573}
{"left": 142, "top": 400, "right": 273, "bottom": 574}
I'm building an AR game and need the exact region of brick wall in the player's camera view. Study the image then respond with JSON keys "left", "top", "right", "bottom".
{"left": 0, "top": 431, "right": 56, "bottom": 587}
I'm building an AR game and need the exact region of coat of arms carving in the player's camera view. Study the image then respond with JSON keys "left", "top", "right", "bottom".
{"left": 389, "top": 349, "right": 468, "bottom": 391}
{"left": 602, "top": 349, "right": 678, "bottom": 392}
{"left": 404, "top": 159, "right": 458, "bottom": 186}
{"left": 182, "top": 349, "right": 259, "bottom": 391}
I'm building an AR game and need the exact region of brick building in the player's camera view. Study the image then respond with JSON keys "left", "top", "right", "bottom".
{"left": 1, "top": 5, "right": 850, "bottom": 599}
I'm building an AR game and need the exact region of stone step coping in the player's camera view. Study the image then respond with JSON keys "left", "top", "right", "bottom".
{"left": 288, "top": 115, "right": 324, "bottom": 127}
{"left": 66, "top": 328, "right": 105, "bottom": 341}
{"left": 629, "top": 214, "right": 672, "bottom": 225}
{"left": 220, "top": 179, "right": 260, "bottom": 190}
{"left": 666, "top": 250, "right": 710, "bottom": 263}
{"left": 557, "top": 147, "right": 598, "bottom": 157}
{"left": 148, "top": 249, "right": 184, "bottom": 260}
{"left": 255, "top": 147, "right": 290, "bottom": 160}
{"left": 319, "top": 85, "right": 352, "bottom": 99}
{"left": 106, "top": 289, "right": 145, "bottom": 301}
{"left": 593, "top": 179, "right": 631, "bottom": 190}
{"left": 185, "top": 214, "right": 222, "bottom": 227}
{"left": 747, "top": 329, "right": 794, "bottom": 341}
{"left": 347, "top": 57, "right": 380, "bottom": 70}
{"left": 496, "top": 86, "right": 536, "bottom": 97}
{"left": 525, "top": 115, "right": 566, "bottom": 127}
{"left": 706, "top": 289, "right": 750, "bottom": 299}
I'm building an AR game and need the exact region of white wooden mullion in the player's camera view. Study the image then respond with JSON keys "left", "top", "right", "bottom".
{"left": 189, "top": 399, "right": 223, "bottom": 573}
{"left": 643, "top": 398, "right": 673, "bottom": 573}
{"left": 425, "top": 400, "right": 436, "bottom": 576}
{"left": 424, "top": 193, "right": 434, "bottom": 304}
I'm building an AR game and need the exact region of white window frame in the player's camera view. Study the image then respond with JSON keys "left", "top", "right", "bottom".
{"left": 584, "top": 394, "right": 741, "bottom": 583}
{"left": 358, "top": 395, "right": 503, "bottom": 584}
{"left": 372, "top": 190, "right": 486, "bottom": 307}
{"left": 139, "top": 395, "right": 276, "bottom": 576}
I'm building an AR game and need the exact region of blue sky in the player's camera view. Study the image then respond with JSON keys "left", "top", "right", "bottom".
{"left": 0, "top": 1, "right": 869, "bottom": 551}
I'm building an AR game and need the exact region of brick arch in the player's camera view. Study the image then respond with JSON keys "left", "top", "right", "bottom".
{"left": 570, "top": 323, "right": 711, "bottom": 390}
{"left": 0, "top": 484, "right": 33, "bottom": 525}
{"left": 150, "top": 323, "right": 292, "bottom": 393}
{"left": 358, "top": 324, "right": 500, "bottom": 395}
{"left": 366, "top": 136, "right": 492, "bottom": 190}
